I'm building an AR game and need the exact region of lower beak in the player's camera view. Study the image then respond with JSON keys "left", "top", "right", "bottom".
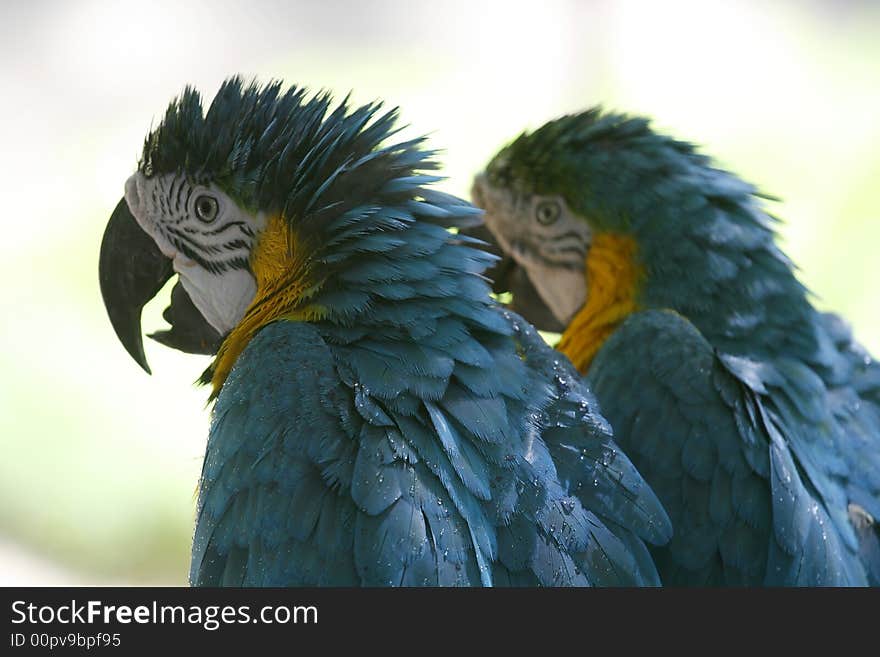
{"left": 98, "top": 198, "right": 173, "bottom": 373}
{"left": 148, "top": 281, "right": 223, "bottom": 356}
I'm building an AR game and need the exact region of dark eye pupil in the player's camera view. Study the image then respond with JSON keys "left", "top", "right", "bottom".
{"left": 537, "top": 201, "right": 560, "bottom": 225}
{"left": 195, "top": 195, "right": 218, "bottom": 222}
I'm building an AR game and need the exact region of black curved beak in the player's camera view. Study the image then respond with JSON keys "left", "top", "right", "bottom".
{"left": 99, "top": 198, "right": 174, "bottom": 373}
{"left": 99, "top": 198, "right": 226, "bottom": 373}
{"left": 148, "top": 281, "right": 224, "bottom": 356}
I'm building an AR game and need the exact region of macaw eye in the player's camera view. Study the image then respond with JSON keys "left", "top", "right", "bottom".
{"left": 194, "top": 195, "right": 219, "bottom": 223}
{"left": 535, "top": 200, "right": 561, "bottom": 225}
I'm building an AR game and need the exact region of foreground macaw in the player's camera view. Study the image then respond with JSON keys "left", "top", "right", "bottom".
{"left": 471, "top": 108, "right": 880, "bottom": 586}
{"left": 98, "top": 80, "right": 671, "bottom": 586}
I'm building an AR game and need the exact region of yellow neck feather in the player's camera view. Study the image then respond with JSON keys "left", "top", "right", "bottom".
{"left": 210, "top": 214, "right": 325, "bottom": 396}
{"left": 557, "top": 232, "right": 642, "bottom": 374}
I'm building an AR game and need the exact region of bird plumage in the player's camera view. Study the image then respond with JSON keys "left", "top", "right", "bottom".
{"left": 473, "top": 108, "right": 880, "bottom": 585}
{"left": 100, "top": 80, "right": 671, "bottom": 586}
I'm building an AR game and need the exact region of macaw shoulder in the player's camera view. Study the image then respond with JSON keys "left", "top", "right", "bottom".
{"left": 197, "top": 319, "right": 504, "bottom": 586}
{"left": 191, "top": 320, "right": 359, "bottom": 585}
{"left": 212, "top": 319, "right": 357, "bottom": 452}
{"left": 218, "top": 319, "right": 338, "bottom": 401}
{"left": 587, "top": 308, "right": 869, "bottom": 585}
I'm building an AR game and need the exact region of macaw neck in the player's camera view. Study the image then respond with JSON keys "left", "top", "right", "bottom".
{"left": 211, "top": 213, "right": 323, "bottom": 395}
{"left": 557, "top": 233, "right": 643, "bottom": 374}
{"left": 558, "top": 207, "right": 823, "bottom": 376}
{"left": 208, "top": 210, "right": 502, "bottom": 397}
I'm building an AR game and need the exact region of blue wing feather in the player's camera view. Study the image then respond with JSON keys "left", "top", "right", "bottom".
{"left": 589, "top": 309, "right": 873, "bottom": 585}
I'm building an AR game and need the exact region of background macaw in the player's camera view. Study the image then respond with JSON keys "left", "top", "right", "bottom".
{"left": 98, "top": 79, "right": 671, "bottom": 586}
{"left": 470, "top": 108, "right": 880, "bottom": 586}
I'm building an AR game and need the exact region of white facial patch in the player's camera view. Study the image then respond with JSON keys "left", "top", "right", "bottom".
{"left": 172, "top": 257, "right": 257, "bottom": 334}
{"left": 124, "top": 172, "right": 266, "bottom": 334}
{"left": 473, "top": 176, "right": 590, "bottom": 325}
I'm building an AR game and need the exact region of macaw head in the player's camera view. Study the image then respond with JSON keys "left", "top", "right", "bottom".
{"left": 471, "top": 108, "right": 791, "bottom": 371}
{"left": 100, "top": 77, "right": 479, "bottom": 390}
{"left": 472, "top": 109, "right": 691, "bottom": 325}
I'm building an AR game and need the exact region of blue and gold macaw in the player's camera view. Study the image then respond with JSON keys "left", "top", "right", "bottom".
{"left": 470, "top": 109, "right": 880, "bottom": 586}
{"left": 98, "top": 80, "right": 671, "bottom": 586}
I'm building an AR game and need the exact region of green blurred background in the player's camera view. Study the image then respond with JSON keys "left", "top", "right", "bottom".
{"left": 0, "top": 0, "right": 877, "bottom": 584}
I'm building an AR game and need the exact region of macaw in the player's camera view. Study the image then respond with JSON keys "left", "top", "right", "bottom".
{"left": 98, "top": 79, "right": 671, "bottom": 586}
{"left": 470, "top": 108, "right": 880, "bottom": 586}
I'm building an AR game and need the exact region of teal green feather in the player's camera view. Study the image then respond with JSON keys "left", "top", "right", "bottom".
{"left": 481, "top": 108, "right": 880, "bottom": 585}
{"left": 172, "top": 84, "right": 672, "bottom": 586}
